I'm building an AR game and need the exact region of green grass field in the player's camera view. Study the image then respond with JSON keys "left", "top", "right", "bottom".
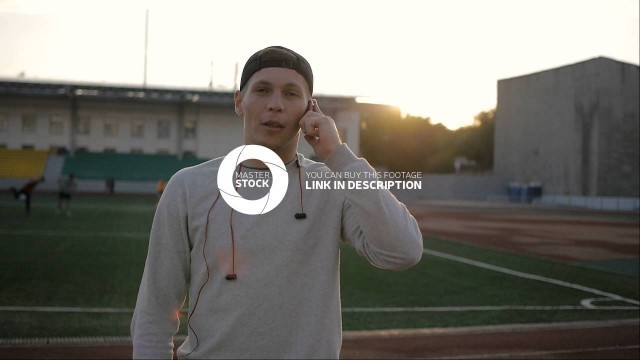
{"left": 1, "top": 194, "right": 638, "bottom": 338}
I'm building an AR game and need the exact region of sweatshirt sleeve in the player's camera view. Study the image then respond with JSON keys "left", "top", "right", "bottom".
{"left": 324, "top": 144, "right": 424, "bottom": 270}
{"left": 131, "top": 172, "right": 191, "bottom": 358}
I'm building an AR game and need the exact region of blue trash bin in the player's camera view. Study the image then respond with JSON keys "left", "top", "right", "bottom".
{"left": 508, "top": 182, "right": 521, "bottom": 202}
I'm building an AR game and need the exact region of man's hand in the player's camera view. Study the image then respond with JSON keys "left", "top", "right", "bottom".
{"left": 299, "top": 99, "right": 342, "bottom": 161}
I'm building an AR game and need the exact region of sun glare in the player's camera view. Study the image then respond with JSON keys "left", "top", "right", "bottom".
{"left": 356, "top": 94, "right": 482, "bottom": 131}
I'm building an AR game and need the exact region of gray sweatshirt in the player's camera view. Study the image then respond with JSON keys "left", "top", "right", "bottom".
{"left": 131, "top": 144, "right": 423, "bottom": 359}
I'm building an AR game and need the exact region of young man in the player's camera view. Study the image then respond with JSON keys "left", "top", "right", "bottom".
{"left": 57, "top": 173, "right": 77, "bottom": 216}
{"left": 131, "top": 46, "right": 423, "bottom": 359}
{"left": 10, "top": 175, "right": 45, "bottom": 215}
{"left": 156, "top": 179, "right": 166, "bottom": 199}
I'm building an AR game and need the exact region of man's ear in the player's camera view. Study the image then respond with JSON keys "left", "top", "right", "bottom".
{"left": 234, "top": 90, "right": 244, "bottom": 117}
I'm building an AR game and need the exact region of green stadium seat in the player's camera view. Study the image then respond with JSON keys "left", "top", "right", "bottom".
{"left": 61, "top": 152, "right": 208, "bottom": 181}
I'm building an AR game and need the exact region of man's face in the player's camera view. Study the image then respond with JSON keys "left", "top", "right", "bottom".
{"left": 234, "top": 67, "right": 310, "bottom": 159}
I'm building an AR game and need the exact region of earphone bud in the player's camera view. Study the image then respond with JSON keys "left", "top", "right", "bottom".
{"left": 295, "top": 213, "right": 307, "bottom": 219}
{"left": 226, "top": 274, "right": 237, "bottom": 281}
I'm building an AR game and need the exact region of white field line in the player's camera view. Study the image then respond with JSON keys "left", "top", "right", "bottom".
{"left": 0, "top": 336, "right": 128, "bottom": 346}
{"left": 1, "top": 248, "right": 637, "bottom": 313}
{"left": 0, "top": 335, "right": 190, "bottom": 347}
{"left": 431, "top": 345, "right": 640, "bottom": 360}
{"left": 580, "top": 297, "right": 638, "bottom": 309}
{"left": 0, "top": 229, "right": 147, "bottom": 238}
{"left": 0, "top": 306, "right": 134, "bottom": 313}
{"left": 423, "top": 249, "right": 640, "bottom": 306}
{"left": 2, "top": 320, "right": 637, "bottom": 346}
{"left": 0, "top": 201, "right": 154, "bottom": 212}
{"left": 0, "top": 249, "right": 638, "bottom": 312}
{"left": 343, "top": 305, "right": 639, "bottom": 312}
{"left": 1, "top": 304, "right": 637, "bottom": 314}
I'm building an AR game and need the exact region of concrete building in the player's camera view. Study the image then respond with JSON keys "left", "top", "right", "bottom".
{"left": 494, "top": 57, "right": 639, "bottom": 197}
{"left": 0, "top": 80, "right": 361, "bottom": 160}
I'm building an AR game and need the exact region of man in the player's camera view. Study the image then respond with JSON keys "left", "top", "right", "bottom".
{"left": 105, "top": 178, "right": 115, "bottom": 195}
{"left": 57, "top": 173, "right": 77, "bottom": 216}
{"left": 10, "top": 175, "right": 45, "bottom": 215}
{"left": 131, "top": 46, "right": 423, "bottom": 359}
{"left": 155, "top": 178, "right": 166, "bottom": 200}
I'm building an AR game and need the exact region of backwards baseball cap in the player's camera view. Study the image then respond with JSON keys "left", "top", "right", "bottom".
{"left": 239, "top": 46, "right": 313, "bottom": 94}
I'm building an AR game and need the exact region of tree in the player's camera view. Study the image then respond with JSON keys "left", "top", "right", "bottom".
{"left": 359, "top": 104, "right": 495, "bottom": 173}
{"left": 454, "top": 109, "right": 495, "bottom": 171}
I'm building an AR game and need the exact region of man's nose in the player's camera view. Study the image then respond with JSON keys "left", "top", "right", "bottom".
{"left": 267, "top": 93, "right": 284, "bottom": 112}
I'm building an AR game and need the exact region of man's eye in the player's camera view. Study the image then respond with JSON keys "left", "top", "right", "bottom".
{"left": 286, "top": 91, "right": 299, "bottom": 97}
{"left": 255, "top": 88, "right": 268, "bottom": 93}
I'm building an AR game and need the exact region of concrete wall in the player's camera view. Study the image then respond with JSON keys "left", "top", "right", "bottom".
{"left": 593, "top": 61, "right": 639, "bottom": 197}
{"left": 193, "top": 106, "right": 243, "bottom": 159}
{"left": 390, "top": 174, "right": 508, "bottom": 203}
{"left": 494, "top": 57, "right": 639, "bottom": 197}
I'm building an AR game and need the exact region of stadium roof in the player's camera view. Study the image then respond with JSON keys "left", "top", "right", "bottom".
{"left": 0, "top": 79, "right": 357, "bottom": 109}
{"left": 0, "top": 79, "right": 234, "bottom": 106}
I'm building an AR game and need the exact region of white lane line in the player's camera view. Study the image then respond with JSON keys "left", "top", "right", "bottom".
{"left": 431, "top": 345, "right": 640, "bottom": 359}
{"left": 424, "top": 248, "right": 640, "bottom": 306}
{"left": 0, "top": 229, "right": 147, "bottom": 238}
{"left": 344, "top": 305, "right": 639, "bottom": 312}
{"left": 2, "top": 305, "right": 637, "bottom": 314}
{"left": 0, "top": 306, "right": 134, "bottom": 313}
{"left": 0, "top": 201, "right": 154, "bottom": 211}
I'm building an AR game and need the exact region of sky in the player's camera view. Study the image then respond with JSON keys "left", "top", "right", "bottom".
{"left": 0, "top": 0, "right": 638, "bottom": 130}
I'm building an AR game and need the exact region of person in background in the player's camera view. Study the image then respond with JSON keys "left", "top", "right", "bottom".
{"left": 106, "top": 178, "right": 115, "bottom": 195}
{"left": 156, "top": 179, "right": 166, "bottom": 200}
{"left": 57, "top": 173, "right": 77, "bottom": 216}
{"left": 10, "top": 175, "right": 45, "bottom": 215}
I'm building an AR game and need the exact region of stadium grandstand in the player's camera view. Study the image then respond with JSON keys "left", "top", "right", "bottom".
{"left": 61, "top": 152, "right": 208, "bottom": 181}
{"left": 0, "top": 148, "right": 209, "bottom": 194}
{"left": 0, "top": 79, "right": 363, "bottom": 194}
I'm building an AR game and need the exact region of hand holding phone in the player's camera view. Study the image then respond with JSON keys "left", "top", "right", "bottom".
{"left": 299, "top": 99, "right": 342, "bottom": 161}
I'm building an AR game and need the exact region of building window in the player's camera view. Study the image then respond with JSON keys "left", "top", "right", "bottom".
{"left": 104, "top": 148, "right": 117, "bottom": 153}
{"left": 157, "top": 120, "right": 171, "bottom": 139}
{"left": 22, "top": 144, "right": 35, "bottom": 150}
{"left": 184, "top": 119, "right": 196, "bottom": 139}
{"left": 157, "top": 149, "right": 170, "bottom": 155}
{"left": 22, "top": 114, "right": 37, "bottom": 134}
{"left": 131, "top": 119, "right": 145, "bottom": 138}
{"left": 77, "top": 115, "right": 91, "bottom": 135}
{"left": 50, "top": 146, "right": 68, "bottom": 155}
{"left": 104, "top": 117, "right": 118, "bottom": 137}
{"left": 50, "top": 115, "right": 64, "bottom": 135}
{"left": 130, "top": 148, "right": 143, "bottom": 154}
{"left": 0, "top": 113, "right": 8, "bottom": 133}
